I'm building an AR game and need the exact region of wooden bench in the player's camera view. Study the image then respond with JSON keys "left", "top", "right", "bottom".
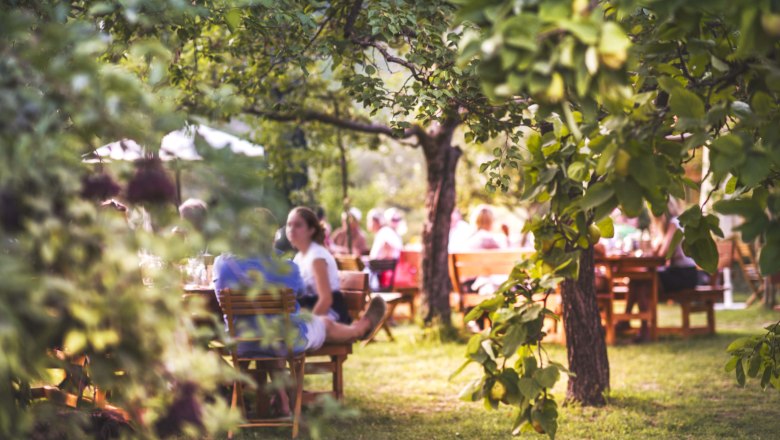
{"left": 448, "top": 250, "right": 528, "bottom": 312}
{"left": 656, "top": 240, "right": 732, "bottom": 339}
{"left": 302, "top": 271, "right": 368, "bottom": 404}
{"left": 657, "top": 286, "right": 724, "bottom": 338}
{"left": 448, "top": 250, "right": 563, "bottom": 341}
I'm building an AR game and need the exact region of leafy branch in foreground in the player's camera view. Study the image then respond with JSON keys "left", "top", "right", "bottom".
{"left": 726, "top": 321, "right": 780, "bottom": 391}
{"left": 452, "top": 262, "right": 570, "bottom": 439}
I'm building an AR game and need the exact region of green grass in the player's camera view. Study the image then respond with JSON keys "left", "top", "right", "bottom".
{"left": 237, "top": 304, "right": 780, "bottom": 440}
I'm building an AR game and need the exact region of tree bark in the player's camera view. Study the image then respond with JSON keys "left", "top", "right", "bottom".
{"left": 560, "top": 247, "right": 610, "bottom": 405}
{"left": 420, "top": 122, "right": 461, "bottom": 325}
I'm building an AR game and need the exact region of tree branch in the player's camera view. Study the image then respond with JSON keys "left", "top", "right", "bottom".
{"left": 352, "top": 37, "right": 427, "bottom": 83}
{"left": 244, "top": 107, "right": 425, "bottom": 140}
{"left": 343, "top": 0, "right": 363, "bottom": 38}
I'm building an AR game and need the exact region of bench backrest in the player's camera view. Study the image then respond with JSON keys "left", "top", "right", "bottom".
{"left": 335, "top": 254, "right": 365, "bottom": 271}
{"left": 448, "top": 250, "right": 529, "bottom": 295}
{"left": 338, "top": 270, "right": 370, "bottom": 320}
{"left": 367, "top": 258, "right": 398, "bottom": 291}
{"left": 216, "top": 288, "right": 298, "bottom": 355}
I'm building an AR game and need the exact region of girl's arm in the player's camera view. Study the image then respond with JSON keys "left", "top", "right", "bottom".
{"left": 311, "top": 258, "right": 333, "bottom": 316}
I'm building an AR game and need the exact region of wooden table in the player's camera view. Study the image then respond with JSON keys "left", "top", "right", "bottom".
{"left": 595, "top": 254, "right": 666, "bottom": 344}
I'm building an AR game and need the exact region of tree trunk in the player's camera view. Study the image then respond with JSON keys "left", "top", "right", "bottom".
{"left": 560, "top": 247, "right": 610, "bottom": 405}
{"left": 420, "top": 124, "right": 462, "bottom": 325}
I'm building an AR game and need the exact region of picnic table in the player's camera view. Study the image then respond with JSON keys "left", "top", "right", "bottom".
{"left": 595, "top": 253, "right": 665, "bottom": 344}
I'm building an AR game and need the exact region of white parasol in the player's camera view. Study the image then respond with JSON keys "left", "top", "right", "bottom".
{"left": 83, "top": 124, "right": 264, "bottom": 163}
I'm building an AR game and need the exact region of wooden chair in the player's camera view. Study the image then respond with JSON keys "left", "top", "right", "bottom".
{"left": 302, "top": 271, "right": 369, "bottom": 404}
{"left": 656, "top": 241, "right": 732, "bottom": 339}
{"left": 217, "top": 288, "right": 305, "bottom": 439}
{"left": 334, "top": 254, "right": 365, "bottom": 271}
{"left": 364, "top": 259, "right": 403, "bottom": 344}
{"left": 733, "top": 238, "right": 765, "bottom": 305}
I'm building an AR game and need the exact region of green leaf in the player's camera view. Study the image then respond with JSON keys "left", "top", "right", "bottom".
{"left": 598, "top": 22, "right": 631, "bottom": 69}
{"left": 725, "top": 175, "right": 738, "bottom": 194}
{"left": 502, "top": 324, "right": 529, "bottom": 357}
{"left": 579, "top": 182, "right": 615, "bottom": 211}
{"left": 761, "top": 366, "right": 772, "bottom": 390}
{"left": 450, "top": 359, "right": 472, "bottom": 381}
{"left": 596, "top": 217, "right": 614, "bottom": 239}
{"left": 533, "top": 366, "right": 561, "bottom": 388}
{"left": 466, "top": 334, "right": 487, "bottom": 363}
{"left": 517, "top": 377, "right": 542, "bottom": 399}
{"left": 751, "top": 91, "right": 775, "bottom": 115}
{"left": 63, "top": 330, "right": 87, "bottom": 354}
{"left": 736, "top": 359, "right": 746, "bottom": 387}
{"left": 758, "top": 242, "right": 780, "bottom": 275}
{"left": 711, "top": 55, "right": 729, "bottom": 72}
{"left": 567, "top": 161, "right": 588, "bottom": 182}
{"left": 549, "top": 361, "right": 574, "bottom": 376}
{"left": 560, "top": 20, "right": 598, "bottom": 44}
{"left": 682, "top": 235, "right": 718, "bottom": 274}
{"left": 532, "top": 399, "right": 559, "bottom": 439}
{"left": 666, "top": 229, "right": 683, "bottom": 260}
{"left": 459, "top": 378, "right": 485, "bottom": 401}
{"left": 724, "top": 356, "right": 739, "bottom": 373}
{"left": 670, "top": 88, "right": 705, "bottom": 119}
{"left": 614, "top": 178, "right": 643, "bottom": 217}
{"left": 739, "top": 154, "right": 771, "bottom": 187}
{"left": 225, "top": 8, "right": 242, "bottom": 32}
{"left": 464, "top": 305, "right": 485, "bottom": 322}
{"left": 523, "top": 356, "right": 538, "bottom": 375}
{"left": 747, "top": 352, "right": 762, "bottom": 378}
{"left": 678, "top": 206, "right": 702, "bottom": 228}
{"left": 657, "top": 75, "right": 682, "bottom": 93}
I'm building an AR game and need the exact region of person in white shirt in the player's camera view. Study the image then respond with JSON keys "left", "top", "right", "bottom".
{"left": 287, "top": 207, "right": 353, "bottom": 324}
{"left": 367, "top": 208, "right": 403, "bottom": 260}
{"left": 449, "top": 208, "right": 474, "bottom": 252}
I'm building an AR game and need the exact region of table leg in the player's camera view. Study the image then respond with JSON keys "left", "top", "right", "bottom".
{"left": 650, "top": 269, "right": 658, "bottom": 341}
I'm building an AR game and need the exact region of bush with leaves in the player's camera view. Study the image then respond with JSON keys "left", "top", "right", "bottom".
{"left": 453, "top": 261, "right": 569, "bottom": 438}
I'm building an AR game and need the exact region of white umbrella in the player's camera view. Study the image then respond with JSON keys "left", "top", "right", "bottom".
{"left": 83, "top": 124, "right": 264, "bottom": 163}
{"left": 83, "top": 125, "right": 265, "bottom": 203}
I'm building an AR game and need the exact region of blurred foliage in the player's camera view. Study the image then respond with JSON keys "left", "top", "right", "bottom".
{"left": 456, "top": 0, "right": 780, "bottom": 434}
{"left": 726, "top": 320, "right": 780, "bottom": 392}
{"left": 0, "top": 1, "right": 299, "bottom": 438}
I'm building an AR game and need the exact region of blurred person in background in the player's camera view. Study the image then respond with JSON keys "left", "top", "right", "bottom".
{"left": 368, "top": 208, "right": 403, "bottom": 260}
{"left": 330, "top": 207, "right": 368, "bottom": 256}
{"left": 466, "top": 205, "right": 507, "bottom": 250}
{"left": 384, "top": 207, "right": 407, "bottom": 238}
{"left": 448, "top": 207, "right": 474, "bottom": 252}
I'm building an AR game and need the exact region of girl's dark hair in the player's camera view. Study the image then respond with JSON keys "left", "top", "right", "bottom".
{"left": 290, "top": 206, "right": 325, "bottom": 245}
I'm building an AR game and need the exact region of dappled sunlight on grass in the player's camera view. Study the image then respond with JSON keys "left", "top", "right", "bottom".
{"left": 238, "top": 304, "right": 780, "bottom": 439}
